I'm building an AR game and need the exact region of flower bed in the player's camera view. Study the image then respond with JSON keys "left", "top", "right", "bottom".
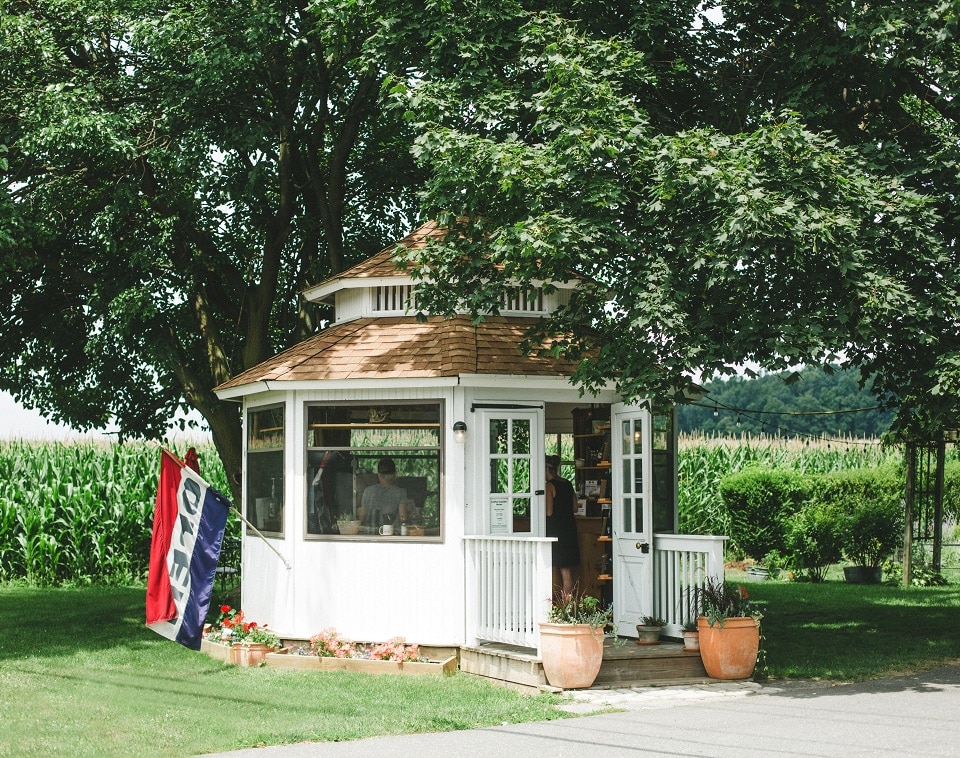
{"left": 200, "top": 623, "right": 457, "bottom": 675}
{"left": 265, "top": 648, "right": 457, "bottom": 676}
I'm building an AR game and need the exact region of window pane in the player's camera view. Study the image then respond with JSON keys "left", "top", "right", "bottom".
{"left": 489, "top": 419, "right": 508, "bottom": 454}
{"left": 621, "top": 420, "right": 631, "bottom": 456}
{"left": 247, "top": 406, "right": 284, "bottom": 535}
{"left": 634, "top": 498, "right": 644, "bottom": 533}
{"left": 249, "top": 406, "right": 284, "bottom": 450}
{"left": 305, "top": 403, "right": 442, "bottom": 539}
{"left": 491, "top": 458, "right": 508, "bottom": 494}
{"left": 514, "top": 458, "right": 531, "bottom": 495}
{"left": 512, "top": 419, "right": 530, "bottom": 454}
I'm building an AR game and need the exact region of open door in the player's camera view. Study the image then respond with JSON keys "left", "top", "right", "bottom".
{"left": 611, "top": 403, "right": 653, "bottom": 636}
{"left": 478, "top": 407, "right": 545, "bottom": 535}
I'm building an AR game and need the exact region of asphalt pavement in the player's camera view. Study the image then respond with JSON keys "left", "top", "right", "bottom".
{"left": 207, "top": 664, "right": 960, "bottom": 757}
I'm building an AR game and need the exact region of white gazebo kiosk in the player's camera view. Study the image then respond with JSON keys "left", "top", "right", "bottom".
{"left": 215, "top": 222, "right": 725, "bottom": 675}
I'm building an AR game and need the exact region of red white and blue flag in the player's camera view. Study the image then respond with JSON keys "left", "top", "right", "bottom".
{"left": 146, "top": 449, "right": 232, "bottom": 650}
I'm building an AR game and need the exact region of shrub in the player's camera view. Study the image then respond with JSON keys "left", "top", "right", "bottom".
{"left": 785, "top": 501, "right": 846, "bottom": 582}
{"left": 719, "top": 467, "right": 808, "bottom": 558}
{"left": 809, "top": 466, "right": 903, "bottom": 568}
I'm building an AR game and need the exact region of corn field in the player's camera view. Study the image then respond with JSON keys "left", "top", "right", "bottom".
{"left": 0, "top": 440, "right": 230, "bottom": 586}
{"left": 678, "top": 432, "right": 903, "bottom": 539}
{"left": 0, "top": 434, "right": 906, "bottom": 586}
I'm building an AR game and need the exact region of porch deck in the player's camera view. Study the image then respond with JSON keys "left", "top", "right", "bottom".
{"left": 459, "top": 636, "right": 710, "bottom": 694}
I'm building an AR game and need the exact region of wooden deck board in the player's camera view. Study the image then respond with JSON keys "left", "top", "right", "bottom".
{"left": 461, "top": 637, "right": 711, "bottom": 691}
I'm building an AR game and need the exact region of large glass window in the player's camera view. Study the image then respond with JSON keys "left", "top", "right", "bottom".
{"left": 247, "top": 405, "right": 284, "bottom": 536}
{"left": 305, "top": 402, "right": 442, "bottom": 539}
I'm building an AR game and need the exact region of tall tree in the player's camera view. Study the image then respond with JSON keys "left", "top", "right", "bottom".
{"left": 406, "top": 6, "right": 960, "bottom": 439}
{"left": 0, "top": 0, "right": 435, "bottom": 496}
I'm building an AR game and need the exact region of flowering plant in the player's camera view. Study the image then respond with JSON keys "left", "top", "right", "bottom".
{"left": 695, "top": 578, "right": 763, "bottom": 628}
{"left": 309, "top": 628, "right": 356, "bottom": 658}
{"left": 367, "top": 636, "right": 420, "bottom": 662}
{"left": 546, "top": 587, "right": 612, "bottom": 628}
{"left": 204, "top": 605, "right": 280, "bottom": 647}
{"left": 240, "top": 623, "right": 281, "bottom": 648}
{"left": 305, "top": 628, "right": 422, "bottom": 661}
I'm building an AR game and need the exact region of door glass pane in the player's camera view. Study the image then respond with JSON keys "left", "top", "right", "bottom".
{"left": 513, "top": 419, "right": 530, "bottom": 454}
{"left": 490, "top": 419, "right": 508, "bottom": 454}
{"left": 491, "top": 458, "right": 509, "bottom": 493}
{"left": 634, "top": 499, "right": 644, "bottom": 533}
{"left": 514, "top": 458, "right": 531, "bottom": 494}
{"left": 622, "top": 497, "right": 633, "bottom": 532}
{"left": 622, "top": 459, "right": 632, "bottom": 495}
{"left": 631, "top": 420, "right": 643, "bottom": 455}
{"left": 513, "top": 496, "right": 531, "bottom": 533}
{"left": 621, "top": 421, "right": 631, "bottom": 455}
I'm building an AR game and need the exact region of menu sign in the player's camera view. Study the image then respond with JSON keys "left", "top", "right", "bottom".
{"left": 490, "top": 496, "right": 510, "bottom": 534}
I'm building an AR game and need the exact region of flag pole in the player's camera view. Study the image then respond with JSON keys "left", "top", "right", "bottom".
{"left": 158, "top": 445, "right": 292, "bottom": 571}
{"left": 229, "top": 504, "right": 293, "bottom": 571}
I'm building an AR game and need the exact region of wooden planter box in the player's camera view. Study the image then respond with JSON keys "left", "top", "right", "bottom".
{"left": 264, "top": 648, "right": 457, "bottom": 676}
{"left": 200, "top": 638, "right": 233, "bottom": 662}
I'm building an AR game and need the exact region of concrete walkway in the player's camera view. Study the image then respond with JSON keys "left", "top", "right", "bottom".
{"left": 208, "top": 664, "right": 960, "bottom": 757}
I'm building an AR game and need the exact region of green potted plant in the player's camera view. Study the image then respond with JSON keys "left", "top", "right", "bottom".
{"left": 539, "top": 587, "right": 612, "bottom": 689}
{"left": 680, "top": 619, "right": 700, "bottom": 652}
{"left": 635, "top": 615, "right": 666, "bottom": 646}
{"left": 843, "top": 498, "right": 903, "bottom": 584}
{"left": 695, "top": 578, "right": 763, "bottom": 680}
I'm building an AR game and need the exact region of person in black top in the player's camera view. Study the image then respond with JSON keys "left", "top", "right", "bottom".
{"left": 545, "top": 455, "right": 580, "bottom": 596}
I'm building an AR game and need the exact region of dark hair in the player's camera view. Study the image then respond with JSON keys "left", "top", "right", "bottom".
{"left": 377, "top": 457, "right": 396, "bottom": 475}
{"left": 545, "top": 455, "right": 560, "bottom": 471}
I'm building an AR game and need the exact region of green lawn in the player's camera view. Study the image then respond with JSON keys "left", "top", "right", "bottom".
{"left": 3, "top": 580, "right": 959, "bottom": 756}
{"left": 740, "top": 575, "right": 960, "bottom": 680}
{"left": 0, "top": 586, "right": 563, "bottom": 757}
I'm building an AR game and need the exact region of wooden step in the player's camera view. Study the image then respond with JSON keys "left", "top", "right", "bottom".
{"left": 460, "top": 638, "right": 710, "bottom": 692}
{"left": 592, "top": 639, "right": 709, "bottom": 688}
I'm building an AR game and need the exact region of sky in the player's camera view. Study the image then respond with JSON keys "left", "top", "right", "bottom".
{"left": 0, "top": 390, "right": 209, "bottom": 440}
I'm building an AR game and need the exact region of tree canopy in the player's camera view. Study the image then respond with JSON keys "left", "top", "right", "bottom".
{"left": 3, "top": 0, "right": 960, "bottom": 494}
{"left": 406, "top": 2, "right": 960, "bottom": 441}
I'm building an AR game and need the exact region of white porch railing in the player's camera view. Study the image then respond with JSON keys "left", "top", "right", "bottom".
{"left": 463, "top": 535, "right": 554, "bottom": 652}
{"left": 652, "top": 534, "right": 728, "bottom": 638}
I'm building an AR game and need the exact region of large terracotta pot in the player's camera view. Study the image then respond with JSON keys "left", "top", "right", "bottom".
{"left": 231, "top": 642, "right": 273, "bottom": 667}
{"left": 697, "top": 616, "right": 759, "bottom": 680}
{"left": 539, "top": 622, "right": 605, "bottom": 689}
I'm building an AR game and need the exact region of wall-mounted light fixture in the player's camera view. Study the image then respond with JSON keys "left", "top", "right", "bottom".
{"left": 453, "top": 421, "right": 468, "bottom": 443}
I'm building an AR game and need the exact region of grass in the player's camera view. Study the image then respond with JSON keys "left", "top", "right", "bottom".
{"left": 4, "top": 580, "right": 960, "bottom": 755}
{"left": 736, "top": 572, "right": 960, "bottom": 681}
{"left": 0, "top": 585, "right": 564, "bottom": 757}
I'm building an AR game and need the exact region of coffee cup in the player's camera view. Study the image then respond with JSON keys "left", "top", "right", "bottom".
{"left": 400, "top": 524, "right": 409, "bottom": 536}
{"left": 379, "top": 524, "right": 394, "bottom": 536}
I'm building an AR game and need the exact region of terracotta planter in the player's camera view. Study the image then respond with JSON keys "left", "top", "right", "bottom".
{"left": 697, "top": 616, "right": 759, "bottom": 680}
{"left": 231, "top": 642, "right": 273, "bottom": 667}
{"left": 539, "top": 622, "right": 605, "bottom": 689}
{"left": 635, "top": 624, "right": 662, "bottom": 645}
{"left": 681, "top": 630, "right": 700, "bottom": 652}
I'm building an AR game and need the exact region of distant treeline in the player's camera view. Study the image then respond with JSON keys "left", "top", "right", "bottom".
{"left": 679, "top": 367, "right": 895, "bottom": 438}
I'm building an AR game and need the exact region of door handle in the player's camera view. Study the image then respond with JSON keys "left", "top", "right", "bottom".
{"left": 636, "top": 542, "right": 650, "bottom": 553}
{"left": 534, "top": 489, "right": 545, "bottom": 495}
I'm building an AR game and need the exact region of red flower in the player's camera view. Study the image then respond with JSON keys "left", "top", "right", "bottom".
{"left": 739, "top": 586, "right": 749, "bottom": 599}
{"left": 220, "top": 605, "right": 231, "bottom": 613}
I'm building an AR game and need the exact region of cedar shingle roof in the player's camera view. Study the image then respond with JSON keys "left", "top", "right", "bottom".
{"left": 215, "top": 315, "right": 581, "bottom": 391}
{"left": 337, "top": 221, "right": 445, "bottom": 279}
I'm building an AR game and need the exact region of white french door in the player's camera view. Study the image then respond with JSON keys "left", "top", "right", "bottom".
{"left": 611, "top": 403, "right": 653, "bottom": 635}
{"left": 478, "top": 408, "right": 544, "bottom": 535}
